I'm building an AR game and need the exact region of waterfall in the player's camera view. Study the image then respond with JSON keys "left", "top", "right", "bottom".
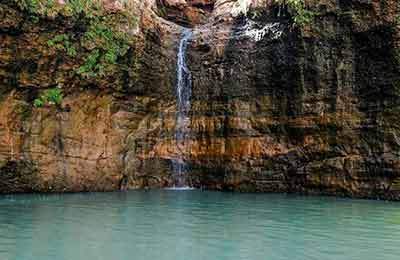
{"left": 171, "top": 28, "right": 193, "bottom": 189}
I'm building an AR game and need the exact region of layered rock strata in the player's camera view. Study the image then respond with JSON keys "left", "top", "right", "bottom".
{"left": 0, "top": 0, "right": 399, "bottom": 200}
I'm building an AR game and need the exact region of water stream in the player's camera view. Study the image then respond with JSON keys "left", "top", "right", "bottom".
{"left": 172, "top": 28, "right": 193, "bottom": 188}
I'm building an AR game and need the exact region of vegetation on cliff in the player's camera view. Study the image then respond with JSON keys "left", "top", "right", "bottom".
{"left": 15, "top": 0, "right": 106, "bottom": 18}
{"left": 248, "top": 0, "right": 315, "bottom": 26}
{"left": 2, "top": 0, "right": 140, "bottom": 112}
{"left": 33, "top": 87, "right": 63, "bottom": 107}
{"left": 274, "top": 0, "right": 315, "bottom": 26}
{"left": 11, "top": 0, "right": 136, "bottom": 79}
{"left": 75, "top": 19, "right": 130, "bottom": 78}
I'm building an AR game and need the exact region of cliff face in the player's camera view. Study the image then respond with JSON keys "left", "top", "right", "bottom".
{"left": 0, "top": 0, "right": 400, "bottom": 199}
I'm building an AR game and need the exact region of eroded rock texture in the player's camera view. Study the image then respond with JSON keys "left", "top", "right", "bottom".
{"left": 0, "top": 0, "right": 399, "bottom": 199}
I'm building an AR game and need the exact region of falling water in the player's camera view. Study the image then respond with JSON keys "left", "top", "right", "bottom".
{"left": 171, "top": 28, "right": 193, "bottom": 189}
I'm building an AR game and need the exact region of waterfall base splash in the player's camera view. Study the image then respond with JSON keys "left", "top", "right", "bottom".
{"left": 165, "top": 186, "right": 196, "bottom": 191}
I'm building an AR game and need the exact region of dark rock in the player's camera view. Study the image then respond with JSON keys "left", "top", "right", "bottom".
{"left": 0, "top": 0, "right": 399, "bottom": 200}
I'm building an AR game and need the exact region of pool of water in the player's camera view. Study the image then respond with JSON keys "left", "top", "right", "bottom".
{"left": 0, "top": 191, "right": 399, "bottom": 260}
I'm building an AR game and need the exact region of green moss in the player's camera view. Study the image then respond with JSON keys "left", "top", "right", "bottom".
{"left": 47, "top": 34, "right": 77, "bottom": 57}
{"left": 274, "top": 0, "right": 315, "bottom": 26}
{"left": 13, "top": 0, "right": 102, "bottom": 18}
{"left": 12, "top": 0, "right": 136, "bottom": 80}
{"left": 34, "top": 88, "right": 63, "bottom": 108}
{"left": 14, "top": 0, "right": 40, "bottom": 13}
{"left": 77, "top": 18, "right": 130, "bottom": 78}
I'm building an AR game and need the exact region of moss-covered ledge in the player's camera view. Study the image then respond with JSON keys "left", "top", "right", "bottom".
{"left": 0, "top": 0, "right": 141, "bottom": 94}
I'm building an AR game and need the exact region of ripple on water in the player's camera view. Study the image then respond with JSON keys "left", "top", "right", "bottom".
{"left": 0, "top": 191, "right": 399, "bottom": 260}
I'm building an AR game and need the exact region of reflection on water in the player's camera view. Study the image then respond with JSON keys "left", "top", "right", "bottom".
{"left": 0, "top": 191, "right": 399, "bottom": 260}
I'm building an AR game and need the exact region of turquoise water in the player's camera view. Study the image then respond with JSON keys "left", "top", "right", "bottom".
{"left": 0, "top": 191, "right": 399, "bottom": 260}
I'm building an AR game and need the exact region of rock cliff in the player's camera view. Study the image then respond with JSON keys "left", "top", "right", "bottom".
{"left": 0, "top": 0, "right": 399, "bottom": 200}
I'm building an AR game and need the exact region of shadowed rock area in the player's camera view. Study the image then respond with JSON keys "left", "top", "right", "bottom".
{"left": 156, "top": 0, "right": 216, "bottom": 26}
{"left": 0, "top": 0, "right": 399, "bottom": 200}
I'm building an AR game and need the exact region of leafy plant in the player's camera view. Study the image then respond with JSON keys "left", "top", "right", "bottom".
{"left": 12, "top": 0, "right": 135, "bottom": 79}
{"left": 33, "top": 98, "right": 44, "bottom": 107}
{"left": 15, "top": 0, "right": 40, "bottom": 13}
{"left": 76, "top": 49, "right": 101, "bottom": 77}
{"left": 34, "top": 88, "right": 63, "bottom": 108}
{"left": 77, "top": 19, "right": 130, "bottom": 78}
{"left": 47, "top": 34, "right": 77, "bottom": 57}
{"left": 13, "top": 0, "right": 102, "bottom": 17}
{"left": 275, "top": 0, "right": 315, "bottom": 26}
{"left": 63, "top": 0, "right": 103, "bottom": 18}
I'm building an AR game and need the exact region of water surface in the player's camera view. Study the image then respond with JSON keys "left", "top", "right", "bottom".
{"left": 0, "top": 191, "right": 399, "bottom": 260}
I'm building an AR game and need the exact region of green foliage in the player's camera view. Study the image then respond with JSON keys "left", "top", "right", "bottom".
{"left": 275, "top": 0, "right": 315, "bottom": 26}
{"left": 77, "top": 19, "right": 130, "bottom": 78}
{"left": 15, "top": 0, "right": 40, "bottom": 13}
{"left": 33, "top": 98, "right": 44, "bottom": 107}
{"left": 15, "top": 0, "right": 61, "bottom": 17}
{"left": 76, "top": 49, "right": 101, "bottom": 77}
{"left": 65, "top": 0, "right": 92, "bottom": 15}
{"left": 63, "top": 0, "right": 103, "bottom": 18}
{"left": 12, "top": 0, "right": 134, "bottom": 80}
{"left": 34, "top": 88, "right": 63, "bottom": 108}
{"left": 13, "top": 0, "right": 102, "bottom": 17}
{"left": 47, "top": 34, "right": 77, "bottom": 57}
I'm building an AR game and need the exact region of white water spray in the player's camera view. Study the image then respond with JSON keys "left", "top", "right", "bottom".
{"left": 242, "top": 21, "right": 283, "bottom": 42}
{"left": 171, "top": 28, "right": 194, "bottom": 189}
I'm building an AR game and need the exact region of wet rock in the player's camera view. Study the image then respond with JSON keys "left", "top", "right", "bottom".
{"left": 0, "top": 0, "right": 399, "bottom": 200}
{"left": 0, "top": 160, "right": 40, "bottom": 193}
{"left": 157, "top": 0, "right": 216, "bottom": 26}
